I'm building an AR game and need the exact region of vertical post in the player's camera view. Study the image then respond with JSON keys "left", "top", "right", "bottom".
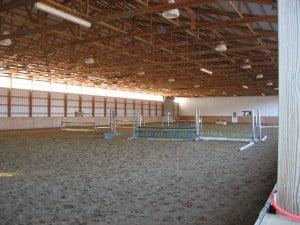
{"left": 155, "top": 102, "right": 158, "bottom": 117}
{"left": 92, "top": 96, "right": 95, "bottom": 117}
{"left": 7, "top": 88, "right": 11, "bottom": 117}
{"left": 195, "top": 110, "right": 200, "bottom": 141}
{"left": 251, "top": 110, "right": 256, "bottom": 141}
{"left": 258, "top": 109, "right": 262, "bottom": 141}
{"left": 141, "top": 100, "right": 144, "bottom": 117}
{"left": 277, "top": 0, "right": 300, "bottom": 215}
{"left": 79, "top": 94, "right": 82, "bottom": 112}
{"left": 133, "top": 99, "right": 135, "bottom": 111}
{"left": 132, "top": 110, "right": 138, "bottom": 139}
{"left": 29, "top": 90, "right": 32, "bottom": 117}
{"left": 114, "top": 98, "right": 117, "bottom": 116}
{"left": 64, "top": 93, "right": 67, "bottom": 117}
{"left": 104, "top": 97, "right": 107, "bottom": 117}
{"left": 148, "top": 101, "right": 151, "bottom": 117}
{"left": 124, "top": 98, "right": 127, "bottom": 117}
{"left": 167, "top": 112, "right": 170, "bottom": 127}
{"left": 47, "top": 92, "right": 51, "bottom": 117}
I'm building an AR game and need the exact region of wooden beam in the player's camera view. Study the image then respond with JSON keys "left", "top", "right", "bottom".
{"left": 47, "top": 92, "right": 51, "bottom": 117}
{"left": 104, "top": 96, "right": 107, "bottom": 117}
{"left": 124, "top": 98, "right": 127, "bottom": 117}
{"left": 29, "top": 90, "right": 32, "bottom": 117}
{"left": 64, "top": 93, "right": 67, "bottom": 117}
{"left": 277, "top": 0, "right": 300, "bottom": 215}
{"left": 92, "top": 96, "right": 95, "bottom": 117}
{"left": 79, "top": 94, "right": 82, "bottom": 112}
{"left": 114, "top": 98, "right": 117, "bottom": 116}
{"left": 7, "top": 88, "right": 11, "bottom": 117}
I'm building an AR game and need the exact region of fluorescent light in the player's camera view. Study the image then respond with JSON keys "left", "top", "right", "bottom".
{"left": 267, "top": 82, "right": 273, "bottom": 86}
{"left": 200, "top": 68, "right": 213, "bottom": 75}
{"left": 194, "top": 85, "right": 200, "bottom": 88}
{"left": 215, "top": 42, "right": 227, "bottom": 52}
{"left": 274, "top": 87, "right": 279, "bottom": 91}
{"left": 162, "top": 0, "right": 180, "bottom": 19}
{"left": 242, "top": 85, "right": 249, "bottom": 89}
{"left": 168, "top": 78, "right": 175, "bottom": 83}
{"left": 34, "top": 2, "right": 92, "bottom": 28}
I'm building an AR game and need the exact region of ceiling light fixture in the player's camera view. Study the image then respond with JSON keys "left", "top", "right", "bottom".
{"left": 168, "top": 78, "right": 175, "bottom": 83}
{"left": 0, "top": 31, "right": 12, "bottom": 46}
{"left": 84, "top": 57, "right": 95, "bottom": 64}
{"left": 241, "top": 59, "right": 252, "bottom": 69}
{"left": 137, "top": 71, "right": 145, "bottom": 76}
{"left": 34, "top": 2, "right": 92, "bottom": 28}
{"left": 162, "top": 0, "right": 180, "bottom": 19}
{"left": 200, "top": 68, "right": 213, "bottom": 75}
{"left": 215, "top": 42, "right": 227, "bottom": 52}
{"left": 267, "top": 81, "right": 273, "bottom": 86}
{"left": 242, "top": 85, "right": 249, "bottom": 89}
{"left": 256, "top": 74, "right": 264, "bottom": 79}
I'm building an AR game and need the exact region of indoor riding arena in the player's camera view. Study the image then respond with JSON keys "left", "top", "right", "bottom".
{"left": 0, "top": 1, "right": 299, "bottom": 225}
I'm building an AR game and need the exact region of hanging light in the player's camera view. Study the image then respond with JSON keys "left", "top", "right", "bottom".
{"left": 256, "top": 73, "right": 264, "bottom": 79}
{"left": 241, "top": 59, "right": 252, "bottom": 69}
{"left": 84, "top": 57, "right": 95, "bottom": 64}
{"left": 0, "top": 31, "right": 12, "bottom": 46}
{"left": 215, "top": 42, "right": 227, "bottom": 52}
{"left": 162, "top": 0, "right": 180, "bottom": 19}
{"left": 200, "top": 68, "right": 213, "bottom": 75}
{"left": 34, "top": 2, "right": 92, "bottom": 28}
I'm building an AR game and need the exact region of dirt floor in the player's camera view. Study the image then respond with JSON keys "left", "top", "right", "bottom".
{"left": 0, "top": 124, "right": 278, "bottom": 225}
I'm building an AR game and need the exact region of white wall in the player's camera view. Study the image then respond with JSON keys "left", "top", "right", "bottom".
{"left": 177, "top": 96, "right": 279, "bottom": 117}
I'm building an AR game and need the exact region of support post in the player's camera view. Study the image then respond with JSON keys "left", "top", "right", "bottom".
{"left": 64, "top": 93, "right": 67, "bottom": 117}
{"left": 92, "top": 96, "right": 95, "bottom": 117}
{"left": 104, "top": 97, "right": 107, "bottom": 117}
{"left": 251, "top": 110, "right": 256, "bottom": 141}
{"left": 79, "top": 94, "right": 82, "bottom": 112}
{"left": 29, "top": 90, "right": 32, "bottom": 117}
{"left": 258, "top": 109, "right": 262, "bottom": 141}
{"left": 277, "top": 0, "right": 300, "bottom": 215}
{"left": 7, "top": 88, "right": 11, "bottom": 117}
{"left": 47, "top": 92, "right": 51, "bottom": 117}
{"left": 195, "top": 110, "right": 200, "bottom": 141}
{"left": 124, "top": 99, "right": 127, "bottom": 117}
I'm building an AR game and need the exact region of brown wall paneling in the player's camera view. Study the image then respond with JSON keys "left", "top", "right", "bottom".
{"left": 81, "top": 94, "right": 93, "bottom": 116}
{"left": 32, "top": 90, "right": 48, "bottom": 117}
{"left": 11, "top": 89, "right": 30, "bottom": 117}
{"left": 95, "top": 96, "right": 104, "bottom": 116}
{"left": 0, "top": 88, "right": 8, "bottom": 117}
{"left": 51, "top": 92, "right": 65, "bottom": 117}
